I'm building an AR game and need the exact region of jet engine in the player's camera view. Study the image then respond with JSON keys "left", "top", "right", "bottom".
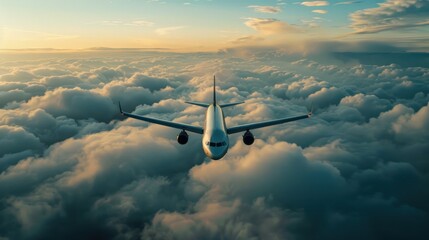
{"left": 242, "top": 130, "right": 254, "bottom": 145}
{"left": 177, "top": 130, "right": 189, "bottom": 145}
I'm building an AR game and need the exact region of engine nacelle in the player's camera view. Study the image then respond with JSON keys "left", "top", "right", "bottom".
{"left": 242, "top": 130, "right": 254, "bottom": 145}
{"left": 177, "top": 130, "right": 189, "bottom": 145}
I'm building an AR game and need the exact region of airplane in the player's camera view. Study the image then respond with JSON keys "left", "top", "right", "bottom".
{"left": 119, "top": 76, "right": 312, "bottom": 160}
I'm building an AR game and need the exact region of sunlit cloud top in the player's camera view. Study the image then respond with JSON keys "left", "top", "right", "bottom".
{"left": 1, "top": 0, "right": 428, "bottom": 51}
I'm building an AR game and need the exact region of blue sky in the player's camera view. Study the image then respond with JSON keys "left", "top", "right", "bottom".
{"left": 1, "top": 0, "right": 428, "bottom": 50}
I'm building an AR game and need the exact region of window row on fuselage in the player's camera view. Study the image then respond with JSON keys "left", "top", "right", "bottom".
{"left": 205, "top": 141, "right": 227, "bottom": 147}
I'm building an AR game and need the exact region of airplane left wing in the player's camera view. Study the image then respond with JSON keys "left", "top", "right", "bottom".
{"left": 119, "top": 103, "right": 204, "bottom": 134}
{"left": 227, "top": 113, "right": 311, "bottom": 134}
{"left": 185, "top": 101, "right": 210, "bottom": 107}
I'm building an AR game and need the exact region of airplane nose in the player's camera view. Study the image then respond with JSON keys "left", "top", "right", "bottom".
{"left": 210, "top": 153, "right": 223, "bottom": 160}
{"left": 208, "top": 146, "right": 227, "bottom": 160}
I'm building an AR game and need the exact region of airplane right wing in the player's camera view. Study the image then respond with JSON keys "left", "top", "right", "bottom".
{"left": 227, "top": 113, "right": 311, "bottom": 134}
{"left": 219, "top": 101, "right": 244, "bottom": 108}
{"left": 119, "top": 103, "right": 204, "bottom": 134}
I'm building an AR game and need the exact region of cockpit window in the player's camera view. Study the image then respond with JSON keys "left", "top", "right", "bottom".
{"left": 207, "top": 141, "right": 227, "bottom": 147}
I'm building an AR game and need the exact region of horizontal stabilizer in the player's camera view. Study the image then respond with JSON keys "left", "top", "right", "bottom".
{"left": 219, "top": 102, "right": 244, "bottom": 108}
{"left": 185, "top": 101, "right": 210, "bottom": 107}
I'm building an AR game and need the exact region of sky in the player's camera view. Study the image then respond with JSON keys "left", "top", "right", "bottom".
{"left": 0, "top": 1, "right": 429, "bottom": 240}
{"left": 1, "top": 0, "right": 429, "bottom": 51}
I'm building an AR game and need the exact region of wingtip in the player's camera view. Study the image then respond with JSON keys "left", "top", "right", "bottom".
{"left": 118, "top": 101, "right": 123, "bottom": 114}
{"left": 307, "top": 103, "right": 314, "bottom": 117}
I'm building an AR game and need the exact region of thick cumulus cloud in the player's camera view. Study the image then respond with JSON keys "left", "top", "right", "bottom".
{"left": 0, "top": 50, "right": 428, "bottom": 240}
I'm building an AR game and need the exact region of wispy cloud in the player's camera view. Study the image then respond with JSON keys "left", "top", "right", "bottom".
{"left": 312, "top": 9, "right": 328, "bottom": 14}
{"left": 155, "top": 26, "right": 186, "bottom": 35}
{"left": 229, "top": 35, "right": 265, "bottom": 44}
{"left": 248, "top": 5, "right": 282, "bottom": 13}
{"left": 335, "top": 1, "right": 362, "bottom": 5}
{"left": 126, "top": 20, "right": 154, "bottom": 27}
{"left": 301, "top": 1, "right": 329, "bottom": 7}
{"left": 349, "top": 0, "right": 429, "bottom": 34}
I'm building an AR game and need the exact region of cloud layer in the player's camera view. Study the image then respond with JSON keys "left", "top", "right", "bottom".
{"left": 0, "top": 49, "right": 428, "bottom": 239}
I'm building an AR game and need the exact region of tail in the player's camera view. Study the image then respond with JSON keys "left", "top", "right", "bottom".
{"left": 213, "top": 75, "right": 216, "bottom": 106}
{"left": 184, "top": 75, "right": 216, "bottom": 108}
{"left": 213, "top": 75, "right": 244, "bottom": 108}
{"left": 185, "top": 75, "right": 244, "bottom": 108}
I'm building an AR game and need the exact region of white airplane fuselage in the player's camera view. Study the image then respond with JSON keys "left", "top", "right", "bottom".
{"left": 202, "top": 104, "right": 229, "bottom": 159}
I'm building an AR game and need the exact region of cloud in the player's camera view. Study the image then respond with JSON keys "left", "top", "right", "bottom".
{"left": 23, "top": 87, "right": 117, "bottom": 122}
{"left": 0, "top": 70, "right": 35, "bottom": 82}
{"left": 0, "top": 125, "right": 42, "bottom": 158}
{"left": 155, "top": 26, "right": 186, "bottom": 35}
{"left": 144, "top": 141, "right": 347, "bottom": 239}
{"left": 229, "top": 35, "right": 265, "bottom": 45}
{"left": 41, "top": 76, "right": 84, "bottom": 89}
{"left": 144, "top": 197, "right": 303, "bottom": 239}
{"left": 31, "top": 68, "right": 71, "bottom": 77}
{"left": 0, "top": 89, "right": 31, "bottom": 108}
{"left": 350, "top": 0, "right": 429, "bottom": 34}
{"left": 308, "top": 86, "right": 347, "bottom": 108}
{"left": 335, "top": 1, "right": 362, "bottom": 5}
{"left": 190, "top": 142, "right": 347, "bottom": 206}
{"left": 312, "top": 9, "right": 328, "bottom": 14}
{"left": 127, "top": 73, "right": 170, "bottom": 92}
{"left": 301, "top": 1, "right": 329, "bottom": 7}
{"left": 126, "top": 20, "right": 154, "bottom": 27}
{"left": 248, "top": 5, "right": 282, "bottom": 13}
{"left": 244, "top": 18, "right": 300, "bottom": 34}
{"left": 0, "top": 50, "right": 428, "bottom": 239}
{"left": 340, "top": 93, "right": 391, "bottom": 119}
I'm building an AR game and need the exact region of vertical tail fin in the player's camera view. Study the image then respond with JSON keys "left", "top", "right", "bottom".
{"left": 213, "top": 75, "right": 217, "bottom": 106}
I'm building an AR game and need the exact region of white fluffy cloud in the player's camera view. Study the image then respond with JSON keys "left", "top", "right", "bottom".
{"left": 0, "top": 49, "right": 428, "bottom": 239}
